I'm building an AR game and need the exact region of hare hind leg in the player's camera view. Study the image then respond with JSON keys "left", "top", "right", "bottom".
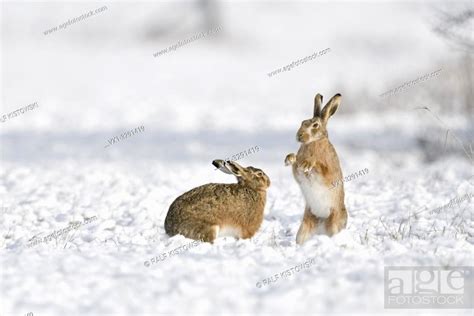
{"left": 296, "top": 207, "right": 321, "bottom": 245}
{"left": 198, "top": 225, "right": 219, "bottom": 243}
{"left": 179, "top": 222, "right": 219, "bottom": 243}
{"left": 324, "top": 207, "right": 348, "bottom": 236}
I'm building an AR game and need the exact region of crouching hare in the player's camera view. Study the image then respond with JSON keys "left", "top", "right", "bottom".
{"left": 164, "top": 160, "right": 271, "bottom": 243}
{"left": 285, "top": 93, "right": 347, "bottom": 245}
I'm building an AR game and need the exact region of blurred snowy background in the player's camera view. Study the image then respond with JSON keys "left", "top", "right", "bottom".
{"left": 1, "top": 1, "right": 473, "bottom": 315}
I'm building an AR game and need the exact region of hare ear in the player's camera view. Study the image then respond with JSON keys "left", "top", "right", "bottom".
{"left": 224, "top": 161, "right": 244, "bottom": 177}
{"left": 321, "top": 93, "right": 341, "bottom": 123}
{"left": 212, "top": 160, "right": 243, "bottom": 177}
{"left": 212, "top": 159, "right": 233, "bottom": 174}
{"left": 313, "top": 93, "right": 323, "bottom": 117}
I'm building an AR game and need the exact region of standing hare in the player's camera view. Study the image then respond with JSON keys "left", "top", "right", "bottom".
{"left": 285, "top": 93, "right": 347, "bottom": 245}
{"left": 164, "top": 160, "right": 271, "bottom": 243}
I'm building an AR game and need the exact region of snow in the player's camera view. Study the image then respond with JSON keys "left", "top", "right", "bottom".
{"left": 1, "top": 137, "right": 472, "bottom": 315}
{"left": 1, "top": 1, "right": 473, "bottom": 315}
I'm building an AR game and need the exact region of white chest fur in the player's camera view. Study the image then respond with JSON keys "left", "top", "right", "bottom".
{"left": 294, "top": 170, "right": 332, "bottom": 218}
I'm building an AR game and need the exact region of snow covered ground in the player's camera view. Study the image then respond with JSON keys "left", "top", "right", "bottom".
{"left": 1, "top": 119, "right": 472, "bottom": 316}
{"left": 1, "top": 1, "right": 473, "bottom": 315}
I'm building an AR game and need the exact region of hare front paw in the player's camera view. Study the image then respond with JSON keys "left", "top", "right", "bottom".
{"left": 299, "top": 160, "right": 314, "bottom": 173}
{"left": 285, "top": 153, "right": 296, "bottom": 166}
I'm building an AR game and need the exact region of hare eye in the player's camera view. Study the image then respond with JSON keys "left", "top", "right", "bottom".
{"left": 313, "top": 123, "right": 319, "bottom": 128}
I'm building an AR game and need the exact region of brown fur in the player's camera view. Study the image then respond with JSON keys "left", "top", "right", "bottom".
{"left": 296, "top": 207, "right": 321, "bottom": 244}
{"left": 285, "top": 93, "right": 348, "bottom": 244}
{"left": 164, "top": 161, "right": 270, "bottom": 243}
{"left": 325, "top": 206, "right": 348, "bottom": 235}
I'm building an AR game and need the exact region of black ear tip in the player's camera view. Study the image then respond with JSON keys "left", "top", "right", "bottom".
{"left": 212, "top": 160, "right": 222, "bottom": 168}
{"left": 335, "top": 93, "right": 342, "bottom": 97}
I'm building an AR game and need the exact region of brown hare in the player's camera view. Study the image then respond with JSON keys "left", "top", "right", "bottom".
{"left": 164, "top": 160, "right": 271, "bottom": 243}
{"left": 285, "top": 93, "right": 347, "bottom": 245}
